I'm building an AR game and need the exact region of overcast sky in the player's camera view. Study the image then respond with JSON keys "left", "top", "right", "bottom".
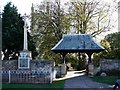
{"left": 1, "top": 0, "right": 119, "bottom": 15}
{"left": 0, "top": 0, "right": 70, "bottom": 15}
{"left": 1, "top": 0, "right": 43, "bottom": 15}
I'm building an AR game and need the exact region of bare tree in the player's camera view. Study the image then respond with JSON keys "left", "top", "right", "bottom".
{"left": 66, "top": 0, "right": 116, "bottom": 37}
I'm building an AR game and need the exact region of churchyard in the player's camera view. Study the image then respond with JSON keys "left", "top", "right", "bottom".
{"left": 1, "top": 0, "right": 120, "bottom": 89}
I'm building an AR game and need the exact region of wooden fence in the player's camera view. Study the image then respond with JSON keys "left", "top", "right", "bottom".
{"left": 2, "top": 69, "right": 53, "bottom": 84}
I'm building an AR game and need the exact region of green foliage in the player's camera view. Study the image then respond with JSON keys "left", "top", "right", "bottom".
{"left": 2, "top": 2, "right": 37, "bottom": 60}
{"left": 93, "top": 40, "right": 111, "bottom": 59}
{"left": 105, "top": 32, "right": 120, "bottom": 59}
{"left": 92, "top": 55, "right": 100, "bottom": 67}
{"left": 2, "top": 2, "right": 24, "bottom": 60}
{"left": 66, "top": 0, "right": 112, "bottom": 37}
{"left": 31, "top": 1, "right": 70, "bottom": 61}
{"left": 64, "top": 54, "right": 77, "bottom": 69}
{"left": 77, "top": 60, "right": 86, "bottom": 70}
{"left": 28, "top": 33, "right": 38, "bottom": 59}
{"left": 93, "top": 32, "right": 120, "bottom": 66}
{"left": 93, "top": 32, "right": 120, "bottom": 63}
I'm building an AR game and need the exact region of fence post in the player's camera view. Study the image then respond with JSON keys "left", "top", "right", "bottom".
{"left": 8, "top": 70, "right": 11, "bottom": 83}
{"left": 50, "top": 67, "right": 52, "bottom": 84}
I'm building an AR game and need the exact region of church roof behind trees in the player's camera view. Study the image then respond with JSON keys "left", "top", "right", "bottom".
{"left": 52, "top": 34, "right": 104, "bottom": 53}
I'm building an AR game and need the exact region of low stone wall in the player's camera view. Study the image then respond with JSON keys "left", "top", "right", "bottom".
{"left": 100, "top": 59, "right": 120, "bottom": 71}
{"left": 2, "top": 59, "right": 55, "bottom": 84}
{"left": 2, "top": 59, "right": 54, "bottom": 70}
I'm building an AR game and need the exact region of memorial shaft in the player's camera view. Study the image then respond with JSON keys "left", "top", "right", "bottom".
{"left": 23, "top": 15, "right": 28, "bottom": 50}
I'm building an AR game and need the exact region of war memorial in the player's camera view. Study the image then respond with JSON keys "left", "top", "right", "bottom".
{"left": 2, "top": 14, "right": 104, "bottom": 84}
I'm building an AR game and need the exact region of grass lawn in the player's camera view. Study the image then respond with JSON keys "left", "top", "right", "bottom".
{"left": 91, "top": 76, "right": 120, "bottom": 85}
{"left": 2, "top": 80, "right": 65, "bottom": 89}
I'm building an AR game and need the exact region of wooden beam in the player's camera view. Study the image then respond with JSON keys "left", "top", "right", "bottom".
{"left": 61, "top": 52, "right": 67, "bottom": 64}
{"left": 87, "top": 52, "right": 93, "bottom": 64}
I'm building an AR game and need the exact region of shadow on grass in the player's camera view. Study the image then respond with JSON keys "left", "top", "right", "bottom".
{"left": 2, "top": 70, "right": 87, "bottom": 90}
{"left": 2, "top": 80, "right": 65, "bottom": 90}
{"left": 2, "top": 70, "right": 89, "bottom": 90}
{"left": 91, "top": 76, "right": 120, "bottom": 85}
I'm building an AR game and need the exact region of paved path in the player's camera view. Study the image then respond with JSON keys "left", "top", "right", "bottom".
{"left": 63, "top": 71, "right": 114, "bottom": 89}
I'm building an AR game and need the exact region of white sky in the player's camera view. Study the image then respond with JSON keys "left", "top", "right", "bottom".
{"left": 0, "top": 0, "right": 70, "bottom": 15}
{"left": 0, "top": 0, "right": 119, "bottom": 15}
{"left": 0, "top": 0, "right": 42, "bottom": 15}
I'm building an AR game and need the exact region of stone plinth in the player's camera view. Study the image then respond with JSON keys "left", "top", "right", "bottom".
{"left": 61, "top": 63, "right": 67, "bottom": 77}
{"left": 18, "top": 50, "right": 32, "bottom": 69}
{"left": 88, "top": 63, "right": 94, "bottom": 76}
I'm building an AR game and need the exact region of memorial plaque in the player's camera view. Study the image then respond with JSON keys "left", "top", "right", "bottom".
{"left": 18, "top": 51, "right": 31, "bottom": 69}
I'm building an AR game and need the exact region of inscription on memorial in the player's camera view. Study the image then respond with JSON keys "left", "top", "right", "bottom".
{"left": 18, "top": 51, "right": 31, "bottom": 69}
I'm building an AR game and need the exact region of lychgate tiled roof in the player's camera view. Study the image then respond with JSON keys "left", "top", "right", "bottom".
{"left": 52, "top": 34, "right": 104, "bottom": 53}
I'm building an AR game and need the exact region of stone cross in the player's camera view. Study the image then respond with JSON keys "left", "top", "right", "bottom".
{"left": 23, "top": 13, "right": 28, "bottom": 50}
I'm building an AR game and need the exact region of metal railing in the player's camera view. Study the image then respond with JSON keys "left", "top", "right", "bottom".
{"left": 2, "top": 69, "right": 53, "bottom": 84}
